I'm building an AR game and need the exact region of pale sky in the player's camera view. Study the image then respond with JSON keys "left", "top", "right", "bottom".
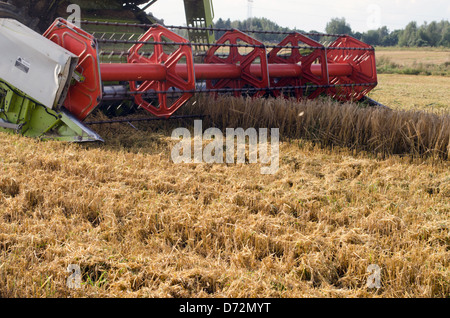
{"left": 144, "top": 0, "right": 450, "bottom": 33}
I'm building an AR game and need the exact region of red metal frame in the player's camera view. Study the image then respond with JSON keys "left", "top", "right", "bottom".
{"left": 43, "top": 19, "right": 378, "bottom": 120}
{"left": 99, "top": 62, "right": 353, "bottom": 87}
{"left": 204, "top": 30, "right": 270, "bottom": 97}
{"left": 128, "top": 25, "right": 196, "bottom": 118}
{"left": 43, "top": 18, "right": 102, "bottom": 121}
{"left": 268, "top": 33, "right": 328, "bottom": 99}
{"left": 326, "top": 36, "right": 377, "bottom": 102}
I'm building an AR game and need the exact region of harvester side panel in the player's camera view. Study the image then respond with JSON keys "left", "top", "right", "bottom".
{"left": 0, "top": 18, "right": 102, "bottom": 142}
{"left": 183, "top": 0, "right": 216, "bottom": 45}
{"left": 0, "top": 18, "right": 78, "bottom": 109}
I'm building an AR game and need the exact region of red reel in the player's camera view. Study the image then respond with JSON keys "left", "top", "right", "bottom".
{"left": 43, "top": 18, "right": 102, "bottom": 121}
{"left": 326, "top": 36, "right": 377, "bottom": 102}
{"left": 128, "top": 25, "right": 196, "bottom": 118}
{"left": 268, "top": 33, "right": 328, "bottom": 99}
{"left": 204, "top": 30, "right": 270, "bottom": 97}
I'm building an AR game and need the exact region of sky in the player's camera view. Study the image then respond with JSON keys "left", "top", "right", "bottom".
{"left": 143, "top": 0, "right": 450, "bottom": 33}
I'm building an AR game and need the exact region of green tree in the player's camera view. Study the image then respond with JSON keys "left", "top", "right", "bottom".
{"left": 418, "top": 21, "right": 441, "bottom": 46}
{"left": 325, "top": 17, "right": 352, "bottom": 35}
{"left": 214, "top": 16, "right": 449, "bottom": 48}
{"left": 361, "top": 30, "right": 380, "bottom": 46}
{"left": 440, "top": 24, "right": 450, "bottom": 46}
{"left": 384, "top": 29, "right": 401, "bottom": 46}
{"left": 398, "top": 21, "right": 419, "bottom": 46}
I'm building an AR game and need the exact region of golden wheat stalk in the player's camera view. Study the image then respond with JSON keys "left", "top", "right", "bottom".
{"left": 177, "top": 95, "right": 449, "bottom": 160}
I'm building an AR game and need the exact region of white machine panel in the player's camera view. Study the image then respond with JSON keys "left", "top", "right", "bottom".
{"left": 0, "top": 18, "right": 78, "bottom": 109}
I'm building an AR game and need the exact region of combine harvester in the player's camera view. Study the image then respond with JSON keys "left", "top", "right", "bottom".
{"left": 0, "top": 0, "right": 379, "bottom": 142}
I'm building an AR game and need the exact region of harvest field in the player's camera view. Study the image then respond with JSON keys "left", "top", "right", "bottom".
{"left": 370, "top": 48, "right": 450, "bottom": 114}
{"left": 369, "top": 74, "right": 450, "bottom": 111}
{"left": 375, "top": 47, "right": 450, "bottom": 68}
{"left": 0, "top": 51, "right": 449, "bottom": 298}
{"left": 375, "top": 47, "right": 450, "bottom": 76}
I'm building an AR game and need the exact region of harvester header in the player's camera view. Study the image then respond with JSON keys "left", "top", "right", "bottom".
{"left": 0, "top": 16, "right": 378, "bottom": 142}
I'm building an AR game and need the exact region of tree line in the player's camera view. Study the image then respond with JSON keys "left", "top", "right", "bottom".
{"left": 214, "top": 17, "right": 450, "bottom": 47}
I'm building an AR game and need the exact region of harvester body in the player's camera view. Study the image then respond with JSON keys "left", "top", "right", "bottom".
{"left": 0, "top": 1, "right": 379, "bottom": 143}
{"left": 0, "top": 18, "right": 102, "bottom": 141}
{"left": 183, "top": 0, "right": 216, "bottom": 44}
{"left": 0, "top": 0, "right": 215, "bottom": 43}
{"left": 0, "top": 18, "right": 77, "bottom": 109}
{"left": 0, "top": 1, "right": 159, "bottom": 32}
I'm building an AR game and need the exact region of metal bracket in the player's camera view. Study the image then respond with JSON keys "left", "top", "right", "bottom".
{"left": 0, "top": 118, "right": 20, "bottom": 130}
